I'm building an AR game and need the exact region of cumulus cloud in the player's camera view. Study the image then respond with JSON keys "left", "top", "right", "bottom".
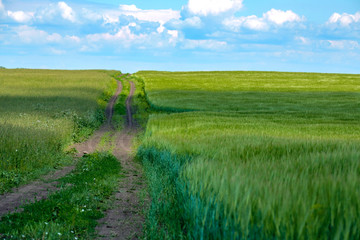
{"left": 223, "top": 9, "right": 303, "bottom": 32}
{"left": 119, "top": 4, "right": 180, "bottom": 24}
{"left": 167, "top": 16, "right": 202, "bottom": 29}
{"left": 223, "top": 16, "right": 268, "bottom": 31}
{"left": 83, "top": 23, "right": 182, "bottom": 50}
{"left": 328, "top": 12, "right": 360, "bottom": 26}
{"left": 49, "top": 47, "right": 66, "bottom": 55}
{"left": 295, "top": 36, "right": 311, "bottom": 45}
{"left": 182, "top": 39, "right": 227, "bottom": 49}
{"left": 263, "top": 9, "right": 302, "bottom": 25}
{"left": 0, "top": 0, "right": 34, "bottom": 23}
{"left": 15, "top": 25, "right": 61, "bottom": 43}
{"left": 65, "top": 35, "right": 81, "bottom": 43}
{"left": 7, "top": 11, "right": 34, "bottom": 23}
{"left": 0, "top": 0, "right": 4, "bottom": 13}
{"left": 81, "top": 8, "right": 102, "bottom": 22}
{"left": 185, "top": 0, "right": 243, "bottom": 16}
{"left": 167, "top": 30, "right": 179, "bottom": 44}
{"left": 13, "top": 25, "right": 81, "bottom": 45}
{"left": 58, "top": 1, "right": 76, "bottom": 22}
{"left": 87, "top": 25, "right": 144, "bottom": 43}
{"left": 102, "top": 13, "right": 120, "bottom": 24}
{"left": 326, "top": 40, "right": 359, "bottom": 49}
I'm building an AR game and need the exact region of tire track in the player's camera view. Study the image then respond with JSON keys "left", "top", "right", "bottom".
{"left": 72, "top": 79, "right": 122, "bottom": 156}
{"left": 0, "top": 79, "right": 123, "bottom": 218}
{"left": 96, "top": 80, "right": 148, "bottom": 240}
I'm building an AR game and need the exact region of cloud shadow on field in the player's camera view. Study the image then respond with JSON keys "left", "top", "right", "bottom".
{"left": 0, "top": 88, "right": 104, "bottom": 116}
{"left": 146, "top": 90, "right": 360, "bottom": 120}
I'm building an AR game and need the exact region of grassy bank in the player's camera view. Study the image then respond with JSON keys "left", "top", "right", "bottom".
{"left": 135, "top": 71, "right": 360, "bottom": 239}
{"left": 0, "top": 69, "right": 120, "bottom": 193}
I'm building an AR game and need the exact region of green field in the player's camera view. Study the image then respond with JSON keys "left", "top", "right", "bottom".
{"left": 0, "top": 69, "right": 118, "bottom": 193}
{"left": 136, "top": 71, "right": 360, "bottom": 239}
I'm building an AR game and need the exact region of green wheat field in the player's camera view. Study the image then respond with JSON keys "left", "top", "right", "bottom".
{"left": 136, "top": 71, "right": 360, "bottom": 239}
{"left": 0, "top": 69, "right": 359, "bottom": 239}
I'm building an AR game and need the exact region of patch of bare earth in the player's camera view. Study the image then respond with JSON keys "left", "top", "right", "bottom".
{"left": 96, "top": 80, "right": 149, "bottom": 240}
{"left": 0, "top": 79, "right": 123, "bottom": 217}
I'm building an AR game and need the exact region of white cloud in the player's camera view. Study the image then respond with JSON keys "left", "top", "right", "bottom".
{"left": 81, "top": 8, "right": 102, "bottom": 22}
{"left": 7, "top": 11, "right": 34, "bottom": 23}
{"left": 119, "top": 5, "right": 138, "bottom": 12}
{"left": 167, "top": 30, "right": 179, "bottom": 44}
{"left": 223, "top": 15, "right": 268, "bottom": 31}
{"left": 15, "top": 25, "right": 49, "bottom": 43}
{"left": 295, "top": 36, "right": 310, "bottom": 45}
{"left": 86, "top": 25, "right": 146, "bottom": 43}
{"left": 58, "top": 1, "right": 76, "bottom": 22}
{"left": 327, "top": 40, "right": 359, "bottom": 49}
{"left": 184, "top": 16, "right": 202, "bottom": 27}
{"left": 49, "top": 47, "right": 66, "bottom": 55}
{"left": 167, "top": 30, "right": 179, "bottom": 38}
{"left": 119, "top": 4, "right": 180, "bottom": 24}
{"left": 182, "top": 39, "right": 227, "bottom": 49}
{"left": 0, "top": 0, "right": 4, "bottom": 13}
{"left": 328, "top": 12, "right": 360, "bottom": 26}
{"left": 102, "top": 13, "right": 119, "bottom": 24}
{"left": 65, "top": 35, "right": 81, "bottom": 43}
{"left": 14, "top": 25, "right": 65, "bottom": 44}
{"left": 84, "top": 23, "right": 182, "bottom": 50}
{"left": 223, "top": 9, "right": 302, "bottom": 32}
{"left": 185, "top": 0, "right": 243, "bottom": 16}
{"left": 168, "top": 16, "right": 202, "bottom": 29}
{"left": 47, "top": 33, "right": 62, "bottom": 43}
{"left": 85, "top": 25, "right": 176, "bottom": 49}
{"left": 157, "top": 24, "right": 165, "bottom": 33}
{"left": 263, "top": 9, "right": 302, "bottom": 25}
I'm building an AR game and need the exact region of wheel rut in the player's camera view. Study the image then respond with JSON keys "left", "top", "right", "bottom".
{"left": 96, "top": 80, "right": 148, "bottom": 240}
{"left": 0, "top": 76, "right": 147, "bottom": 239}
{"left": 0, "top": 78, "right": 123, "bottom": 218}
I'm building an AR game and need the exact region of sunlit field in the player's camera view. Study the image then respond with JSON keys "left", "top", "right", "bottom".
{"left": 136, "top": 71, "right": 360, "bottom": 239}
{"left": 0, "top": 69, "right": 118, "bottom": 193}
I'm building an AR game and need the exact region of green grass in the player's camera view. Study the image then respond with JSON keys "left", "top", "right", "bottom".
{"left": 135, "top": 71, "right": 360, "bottom": 239}
{"left": 0, "top": 69, "right": 120, "bottom": 193}
{"left": 137, "top": 71, "right": 360, "bottom": 119}
{"left": 113, "top": 76, "right": 130, "bottom": 130}
{"left": 0, "top": 152, "right": 121, "bottom": 239}
{"left": 131, "top": 75, "right": 155, "bottom": 129}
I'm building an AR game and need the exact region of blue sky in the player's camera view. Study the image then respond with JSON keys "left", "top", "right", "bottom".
{"left": 0, "top": 0, "right": 359, "bottom": 73}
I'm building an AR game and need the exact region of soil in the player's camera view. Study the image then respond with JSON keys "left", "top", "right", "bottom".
{"left": 0, "top": 78, "right": 124, "bottom": 216}
{"left": 0, "top": 76, "right": 148, "bottom": 239}
{"left": 72, "top": 79, "right": 123, "bottom": 157}
{"left": 96, "top": 80, "right": 149, "bottom": 240}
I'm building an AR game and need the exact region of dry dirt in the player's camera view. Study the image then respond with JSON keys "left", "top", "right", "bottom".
{"left": 0, "top": 78, "right": 123, "bottom": 217}
{"left": 96, "top": 80, "right": 149, "bottom": 240}
{"left": 0, "top": 76, "right": 148, "bottom": 239}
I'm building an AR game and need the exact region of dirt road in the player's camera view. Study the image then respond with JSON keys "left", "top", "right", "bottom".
{"left": 0, "top": 77, "right": 146, "bottom": 239}
{"left": 96, "top": 80, "right": 148, "bottom": 239}
{"left": 0, "top": 79, "right": 123, "bottom": 217}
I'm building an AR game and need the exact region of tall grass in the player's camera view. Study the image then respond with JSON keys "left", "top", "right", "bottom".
{"left": 0, "top": 69, "right": 119, "bottom": 193}
{"left": 135, "top": 71, "right": 360, "bottom": 239}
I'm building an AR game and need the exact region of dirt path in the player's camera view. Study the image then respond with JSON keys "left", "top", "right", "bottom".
{"left": 0, "top": 80, "right": 123, "bottom": 217}
{"left": 96, "top": 80, "right": 148, "bottom": 240}
{"left": 72, "top": 80, "right": 123, "bottom": 156}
